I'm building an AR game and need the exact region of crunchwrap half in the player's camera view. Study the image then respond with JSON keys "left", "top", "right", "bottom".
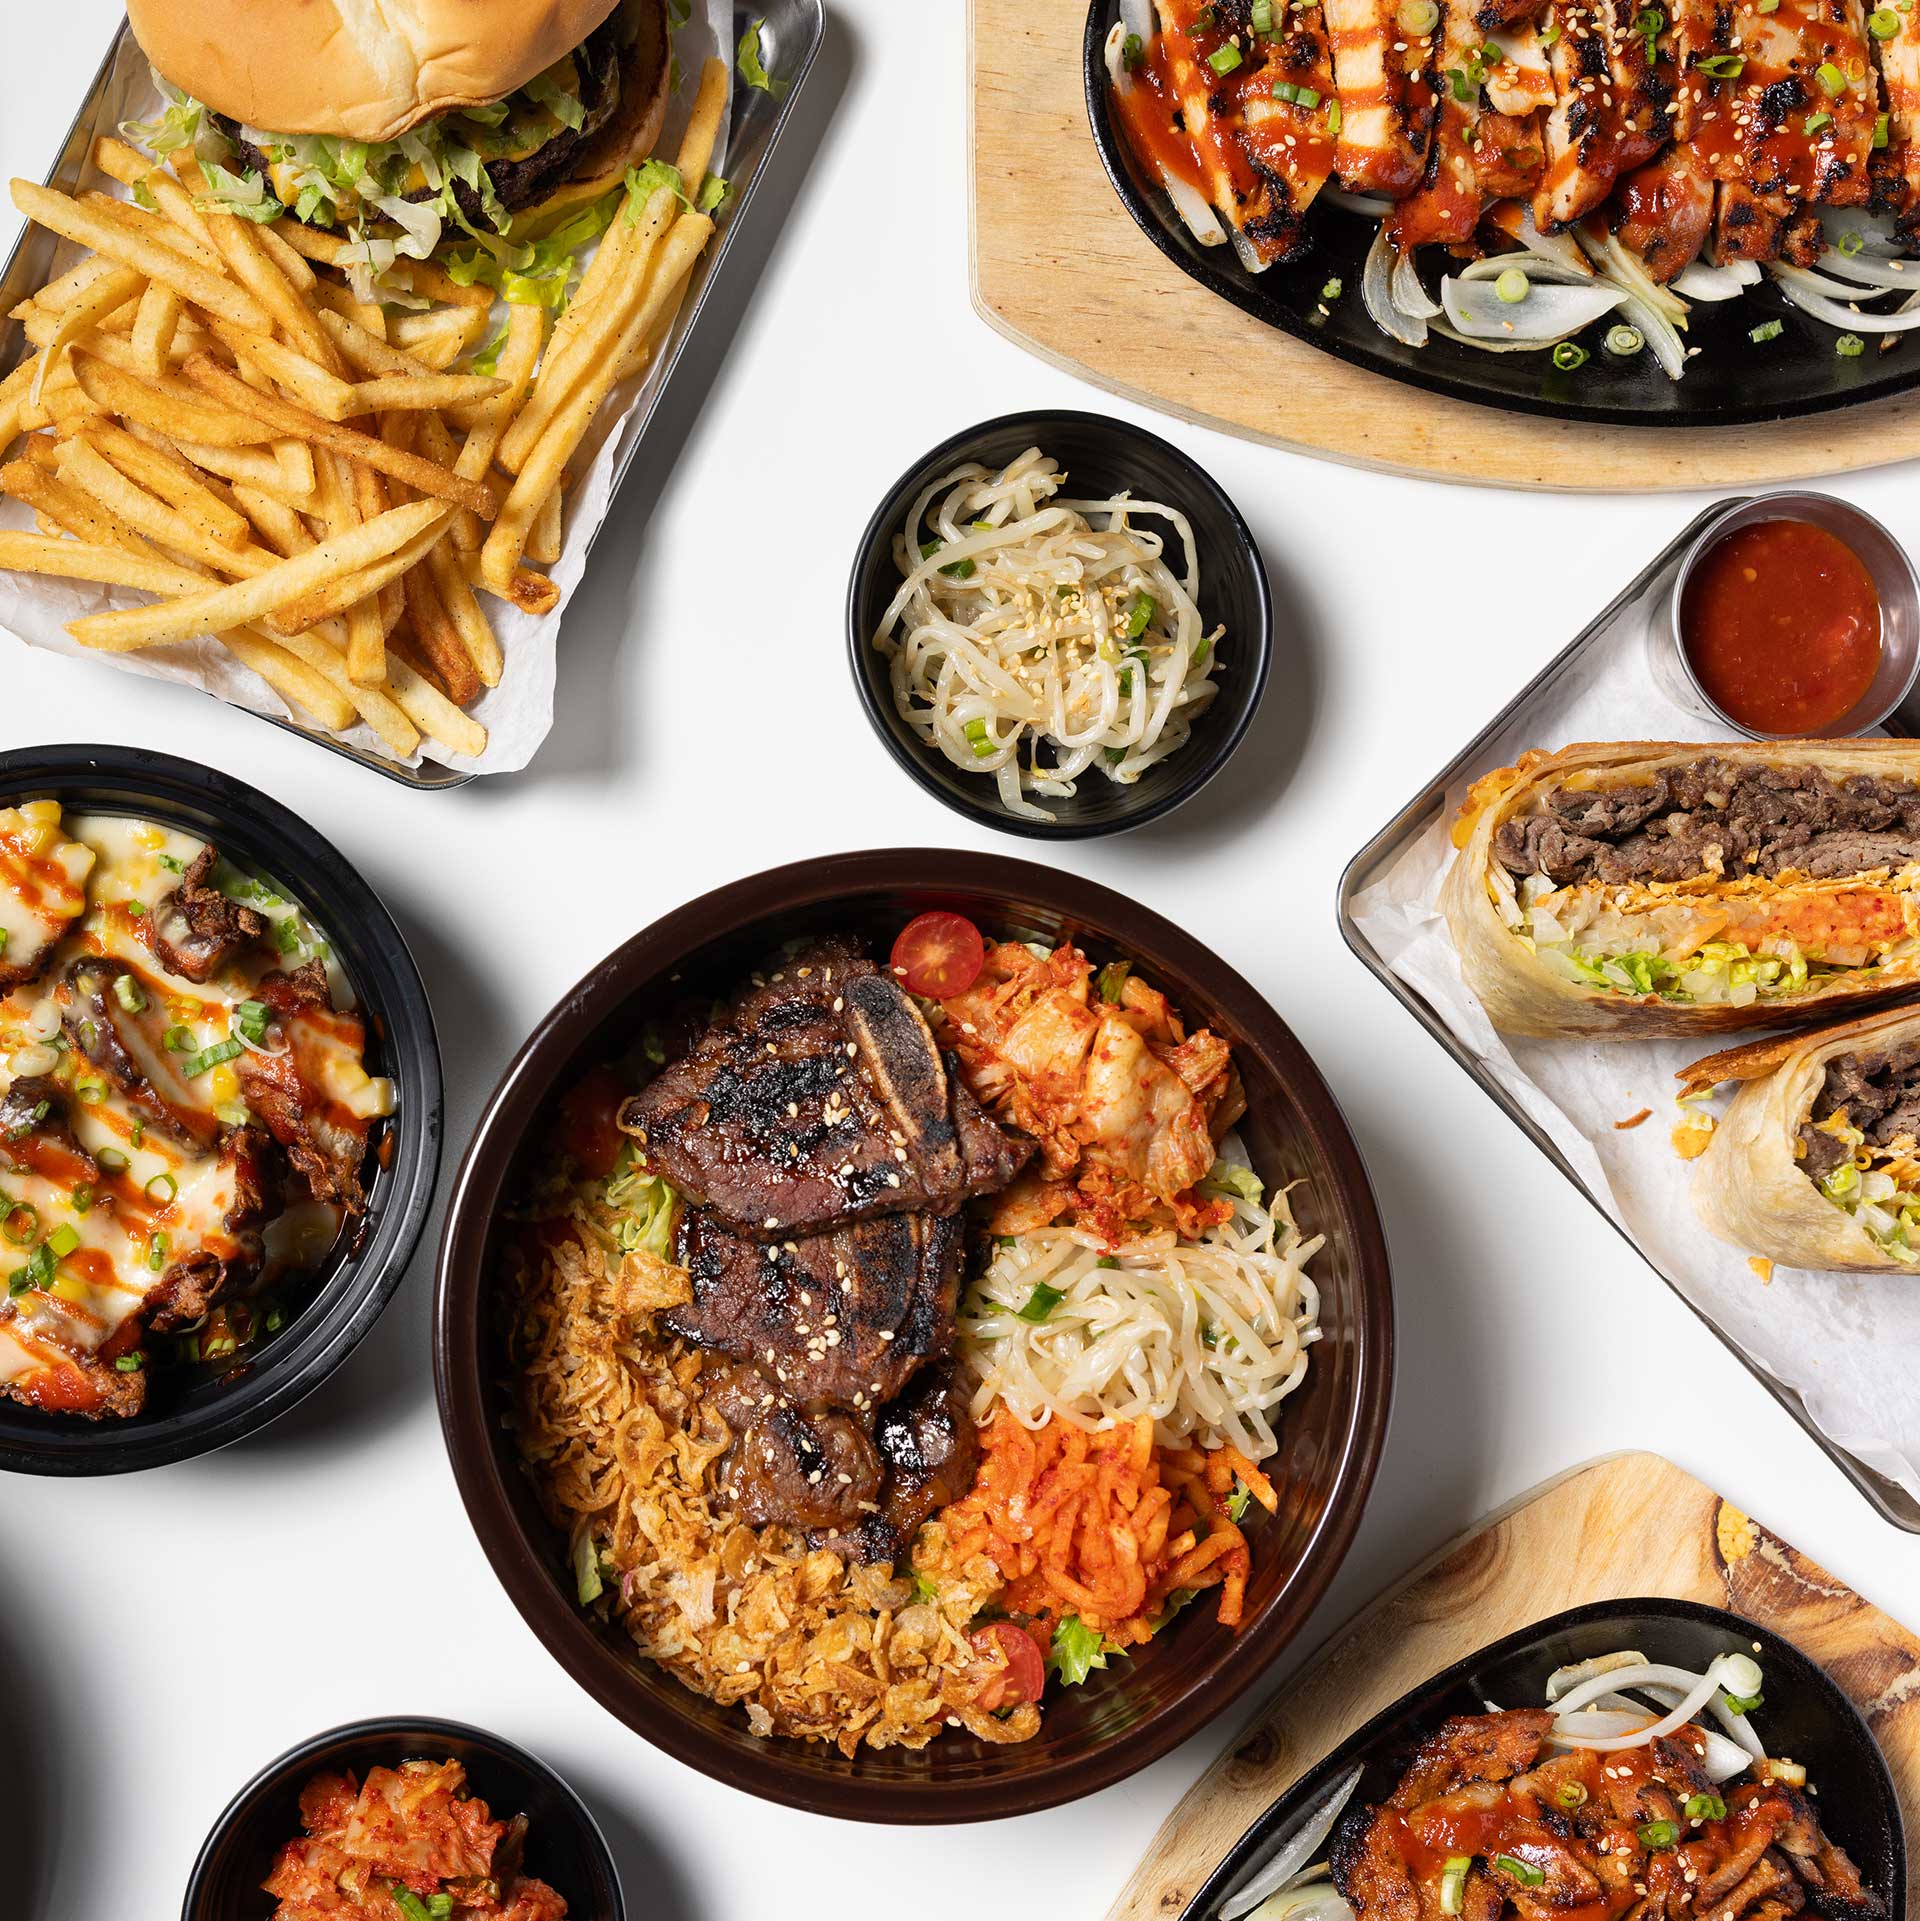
{"left": 1681, "top": 1004, "right": 1920, "bottom": 1272}
{"left": 1441, "top": 740, "right": 1920, "bottom": 1038}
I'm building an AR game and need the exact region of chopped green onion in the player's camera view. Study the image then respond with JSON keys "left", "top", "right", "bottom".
{"left": 10, "top": 1242, "right": 53, "bottom": 1295}
{"left": 1273, "top": 78, "right": 1302, "bottom": 100}
{"left": 163, "top": 1025, "right": 193, "bottom": 1052}
{"left": 1121, "top": 30, "right": 1145, "bottom": 67}
{"left": 1207, "top": 43, "right": 1244, "bottom": 73}
{"left": 1638, "top": 1820, "right": 1679, "bottom": 1850}
{"left": 1685, "top": 1793, "right": 1728, "bottom": 1824}
{"left": 392, "top": 1892, "right": 433, "bottom": 1921}
{"left": 1756, "top": 0, "right": 1779, "bottom": 11}
{"left": 1556, "top": 1781, "right": 1589, "bottom": 1809}
{"left": 1399, "top": 0, "right": 1440, "bottom": 30}
{"left": 1804, "top": 109, "right": 1833, "bottom": 133}
{"left": 131, "top": 1119, "right": 144, "bottom": 1150}
{"left": 182, "top": 1037, "right": 244, "bottom": 1077}
{"left": 145, "top": 1172, "right": 178, "bottom": 1204}
{"left": 1839, "top": 228, "right": 1867, "bottom": 255}
{"left": 2, "top": 1202, "right": 39, "bottom": 1247}
{"left": 428, "top": 1898, "right": 453, "bottom": 1921}
{"left": 114, "top": 1352, "right": 145, "bottom": 1373}
{"left": 1837, "top": 333, "right": 1866, "bottom": 356}
{"left": 113, "top": 973, "right": 147, "bottom": 1013}
{"left": 47, "top": 1223, "right": 79, "bottom": 1259}
{"left": 1725, "top": 1690, "right": 1764, "bottom": 1714}
{"left": 963, "top": 718, "right": 996, "bottom": 759}
{"left": 1293, "top": 85, "right": 1322, "bottom": 107}
{"left": 1326, "top": 98, "right": 1344, "bottom": 133}
{"left": 1252, "top": 0, "right": 1276, "bottom": 27}
{"left": 1871, "top": 5, "right": 1901, "bottom": 31}
{"left": 1875, "top": 110, "right": 1892, "bottom": 145}
{"left": 1321, "top": 276, "right": 1344, "bottom": 300}
{"left": 1495, "top": 266, "right": 1530, "bottom": 302}
{"left": 70, "top": 1184, "right": 93, "bottom": 1216}
{"left": 147, "top": 1230, "right": 169, "bottom": 1273}
{"left": 1552, "top": 341, "right": 1589, "bottom": 370}
{"left": 97, "top": 1148, "right": 129, "bottom": 1173}
{"left": 1440, "top": 1858, "right": 1472, "bottom": 1917}
{"left": 157, "top": 852, "right": 186, "bottom": 873}
{"left": 1496, "top": 1857, "right": 1546, "bottom": 1888}
{"left": 1124, "top": 592, "right": 1156, "bottom": 638}
{"left": 1018, "top": 1281, "right": 1066, "bottom": 1322}
{"left": 1696, "top": 52, "right": 1746, "bottom": 75}
{"left": 1817, "top": 59, "right": 1847, "bottom": 92}
{"left": 1540, "top": 16, "right": 1562, "bottom": 41}
{"left": 0, "top": 930, "right": 7, "bottom": 955}
{"left": 1605, "top": 323, "right": 1645, "bottom": 356}
{"left": 1096, "top": 1255, "right": 1120, "bottom": 1269}
{"left": 1097, "top": 960, "right": 1133, "bottom": 1003}
{"left": 235, "top": 999, "right": 270, "bottom": 1043}
{"left": 215, "top": 1100, "right": 250, "bottom": 1127}
{"left": 1750, "top": 318, "right": 1785, "bottom": 342}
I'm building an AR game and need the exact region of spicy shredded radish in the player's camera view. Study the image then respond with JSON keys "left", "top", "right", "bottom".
{"left": 958, "top": 1160, "right": 1322, "bottom": 1461}
{"left": 872, "top": 449, "right": 1225, "bottom": 823}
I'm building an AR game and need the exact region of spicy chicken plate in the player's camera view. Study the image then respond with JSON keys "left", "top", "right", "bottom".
{"left": 502, "top": 911, "right": 1326, "bottom": 1753}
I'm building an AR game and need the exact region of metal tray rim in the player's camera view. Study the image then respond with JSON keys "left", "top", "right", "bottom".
{"left": 1334, "top": 498, "right": 1920, "bottom": 1536}
{"left": 0, "top": 1, "right": 827, "bottom": 791}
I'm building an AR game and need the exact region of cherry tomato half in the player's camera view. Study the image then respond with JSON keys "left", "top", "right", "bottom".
{"left": 969, "top": 1622, "right": 1047, "bottom": 1710}
{"left": 557, "top": 1065, "right": 630, "bottom": 1179}
{"left": 890, "top": 911, "right": 986, "bottom": 1000}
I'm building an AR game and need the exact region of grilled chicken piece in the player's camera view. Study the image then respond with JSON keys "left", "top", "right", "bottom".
{"left": 1150, "top": 0, "right": 1340, "bottom": 264}
{"left": 0, "top": 803, "right": 94, "bottom": 993}
{"left": 1612, "top": 139, "right": 1717, "bottom": 277}
{"left": 150, "top": 846, "right": 266, "bottom": 984}
{"left": 622, "top": 938, "right": 1028, "bottom": 1240}
{"left": 665, "top": 1207, "right": 963, "bottom": 1413}
{"left": 1873, "top": 11, "right": 1920, "bottom": 229}
{"left": 1536, "top": 0, "right": 1672, "bottom": 228}
{"left": 1325, "top": 0, "right": 1439, "bottom": 195}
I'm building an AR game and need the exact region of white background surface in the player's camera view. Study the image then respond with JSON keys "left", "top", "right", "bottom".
{"left": 3, "top": 7, "right": 1918, "bottom": 1919}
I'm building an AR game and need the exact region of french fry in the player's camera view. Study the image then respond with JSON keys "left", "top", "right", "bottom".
{"left": 172, "top": 157, "right": 337, "bottom": 362}
{"left": 384, "top": 650, "right": 487, "bottom": 758}
{"left": 183, "top": 355, "right": 496, "bottom": 517}
{"left": 401, "top": 556, "right": 483, "bottom": 705}
{"left": 390, "top": 304, "right": 493, "bottom": 358}
{"left": 72, "top": 348, "right": 280, "bottom": 447}
{"left": 314, "top": 307, "right": 436, "bottom": 379}
{"left": 275, "top": 438, "right": 316, "bottom": 496}
{"left": 342, "top": 372, "right": 505, "bottom": 415}
{"left": 0, "top": 531, "right": 206, "bottom": 596}
{"left": 202, "top": 315, "right": 358, "bottom": 418}
{"left": 479, "top": 558, "right": 559, "bottom": 617}
{"left": 527, "top": 485, "right": 563, "bottom": 565}
{"left": 28, "top": 263, "right": 146, "bottom": 404}
{"left": 251, "top": 221, "right": 318, "bottom": 292}
{"left": 268, "top": 624, "right": 421, "bottom": 756}
{"left": 268, "top": 224, "right": 492, "bottom": 307}
{"left": 1, "top": 458, "right": 154, "bottom": 552}
{"left": 449, "top": 303, "right": 541, "bottom": 551}
{"left": 676, "top": 58, "right": 731, "bottom": 188}
{"left": 341, "top": 460, "right": 387, "bottom": 682}
{"left": 424, "top": 535, "right": 502, "bottom": 686}
{"left": 76, "top": 189, "right": 225, "bottom": 273}
{"left": 66, "top": 498, "right": 451, "bottom": 651}
{"left": 616, "top": 264, "right": 693, "bottom": 382}
{"left": 221, "top": 628, "right": 359, "bottom": 730}
{"left": 483, "top": 215, "right": 713, "bottom": 593}
{"left": 130, "top": 282, "right": 183, "bottom": 377}
{"left": 160, "top": 434, "right": 315, "bottom": 504}
{"left": 54, "top": 436, "right": 272, "bottom": 576}
{"left": 80, "top": 420, "right": 250, "bottom": 548}
{"left": 231, "top": 482, "right": 313, "bottom": 557}
{"left": 13, "top": 254, "right": 124, "bottom": 319}
{"left": 267, "top": 512, "right": 447, "bottom": 635}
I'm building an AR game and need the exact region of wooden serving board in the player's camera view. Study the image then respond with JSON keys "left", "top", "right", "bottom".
{"left": 1106, "top": 1453, "right": 1919, "bottom": 1921}
{"left": 968, "top": 5, "right": 1920, "bottom": 491}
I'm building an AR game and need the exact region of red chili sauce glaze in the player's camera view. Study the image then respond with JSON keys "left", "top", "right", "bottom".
{"left": 1681, "top": 520, "right": 1883, "bottom": 736}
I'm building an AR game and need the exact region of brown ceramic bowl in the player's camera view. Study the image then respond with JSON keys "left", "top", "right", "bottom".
{"left": 434, "top": 850, "right": 1393, "bottom": 1823}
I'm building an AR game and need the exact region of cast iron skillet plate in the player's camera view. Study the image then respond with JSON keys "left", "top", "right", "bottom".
{"left": 1181, "top": 1596, "right": 1908, "bottom": 1921}
{"left": 436, "top": 849, "right": 1393, "bottom": 1823}
{"left": 1084, "top": 3, "right": 1920, "bottom": 427}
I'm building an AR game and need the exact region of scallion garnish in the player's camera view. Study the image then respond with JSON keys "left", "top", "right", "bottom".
{"left": 1124, "top": 591, "right": 1156, "bottom": 639}
{"left": 164, "top": 1025, "right": 192, "bottom": 1052}
{"left": 1552, "top": 341, "right": 1589, "bottom": 370}
{"left": 1685, "top": 1792, "right": 1727, "bottom": 1824}
{"left": 113, "top": 973, "right": 147, "bottom": 1013}
{"left": 1252, "top": 0, "right": 1276, "bottom": 28}
{"left": 1804, "top": 108, "right": 1833, "bottom": 133}
{"left": 1440, "top": 1858, "right": 1472, "bottom": 1917}
{"left": 2, "top": 1202, "right": 39, "bottom": 1247}
{"left": 145, "top": 1172, "right": 178, "bottom": 1204}
{"left": 1725, "top": 1690, "right": 1763, "bottom": 1714}
{"left": 1839, "top": 228, "right": 1867, "bottom": 255}
{"left": 1556, "top": 1781, "right": 1588, "bottom": 1809}
{"left": 235, "top": 999, "right": 270, "bottom": 1044}
{"left": 182, "top": 1037, "right": 244, "bottom": 1077}
{"left": 1207, "top": 43, "right": 1244, "bottom": 74}
{"left": 1496, "top": 1857, "right": 1545, "bottom": 1887}
{"left": 47, "top": 1223, "right": 79, "bottom": 1259}
{"left": 1816, "top": 59, "right": 1847, "bottom": 92}
{"left": 963, "top": 718, "right": 996, "bottom": 759}
{"left": 1836, "top": 332, "right": 1866, "bottom": 357}
{"left": 70, "top": 1184, "right": 92, "bottom": 1216}
{"left": 1875, "top": 110, "right": 1892, "bottom": 145}
{"left": 1321, "top": 276, "right": 1343, "bottom": 299}
{"left": 1495, "top": 266, "right": 1530, "bottom": 303}
{"left": 97, "top": 1148, "right": 129, "bottom": 1174}
{"left": 1638, "top": 1820, "right": 1678, "bottom": 1850}
{"left": 1122, "top": 30, "right": 1145, "bottom": 67}
{"left": 1018, "top": 1281, "right": 1065, "bottom": 1322}
{"left": 1750, "top": 318, "right": 1784, "bottom": 342}
{"left": 1696, "top": 52, "right": 1745, "bottom": 75}
{"left": 147, "top": 1231, "right": 170, "bottom": 1273}
{"left": 1605, "top": 323, "right": 1645, "bottom": 356}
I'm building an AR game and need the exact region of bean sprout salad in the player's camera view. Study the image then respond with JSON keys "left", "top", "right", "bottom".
{"left": 872, "top": 449, "right": 1225, "bottom": 822}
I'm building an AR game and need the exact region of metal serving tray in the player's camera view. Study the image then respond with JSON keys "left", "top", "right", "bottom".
{"left": 1337, "top": 500, "right": 1920, "bottom": 1535}
{"left": 0, "top": 2, "right": 825, "bottom": 790}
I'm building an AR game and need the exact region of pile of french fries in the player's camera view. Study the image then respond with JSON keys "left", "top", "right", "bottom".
{"left": 0, "top": 57, "right": 728, "bottom": 765}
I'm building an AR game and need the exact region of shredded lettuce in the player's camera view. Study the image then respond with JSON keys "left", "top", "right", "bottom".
{"left": 572, "top": 1533, "right": 604, "bottom": 1604}
{"left": 525, "top": 69, "right": 588, "bottom": 133}
{"left": 119, "top": 77, "right": 206, "bottom": 160}
{"left": 197, "top": 161, "right": 286, "bottom": 223}
{"left": 1200, "top": 1158, "right": 1265, "bottom": 1206}
{"left": 697, "top": 173, "right": 731, "bottom": 214}
{"left": 469, "top": 329, "right": 509, "bottom": 377}
{"left": 605, "top": 1160, "right": 679, "bottom": 1259}
{"left": 1047, "top": 1613, "right": 1123, "bottom": 1685}
{"left": 448, "top": 190, "right": 622, "bottom": 308}
{"left": 737, "top": 18, "right": 789, "bottom": 95}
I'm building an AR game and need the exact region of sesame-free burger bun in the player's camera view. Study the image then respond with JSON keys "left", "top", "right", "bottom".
{"left": 125, "top": 0, "right": 658, "bottom": 147}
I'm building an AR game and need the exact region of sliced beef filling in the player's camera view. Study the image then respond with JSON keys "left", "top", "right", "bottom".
{"left": 1494, "top": 759, "right": 1920, "bottom": 889}
{"left": 151, "top": 846, "right": 267, "bottom": 984}
{"left": 1798, "top": 1040, "right": 1920, "bottom": 1185}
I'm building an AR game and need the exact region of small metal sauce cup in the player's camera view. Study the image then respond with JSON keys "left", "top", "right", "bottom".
{"left": 1651, "top": 490, "right": 1920, "bottom": 738}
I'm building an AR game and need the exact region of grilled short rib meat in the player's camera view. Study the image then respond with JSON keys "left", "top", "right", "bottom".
{"left": 1798, "top": 1041, "right": 1920, "bottom": 1186}
{"left": 667, "top": 1208, "right": 963, "bottom": 1413}
{"left": 1331, "top": 1709, "right": 1884, "bottom": 1921}
{"left": 621, "top": 938, "right": 1029, "bottom": 1238}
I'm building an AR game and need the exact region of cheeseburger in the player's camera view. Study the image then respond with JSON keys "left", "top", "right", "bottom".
{"left": 121, "top": 0, "right": 671, "bottom": 277}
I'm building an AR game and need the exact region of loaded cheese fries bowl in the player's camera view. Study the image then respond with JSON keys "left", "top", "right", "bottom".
{"left": 434, "top": 848, "right": 1391, "bottom": 1821}
{"left": 0, "top": 744, "right": 440, "bottom": 1475}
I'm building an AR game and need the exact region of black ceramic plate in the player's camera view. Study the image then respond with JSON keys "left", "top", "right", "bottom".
{"left": 0, "top": 747, "right": 443, "bottom": 1476}
{"left": 1182, "top": 1597, "right": 1907, "bottom": 1921}
{"left": 1085, "top": 5, "right": 1920, "bottom": 428}
{"left": 848, "top": 410, "right": 1273, "bottom": 840}
{"left": 182, "top": 1717, "right": 624, "bottom": 1921}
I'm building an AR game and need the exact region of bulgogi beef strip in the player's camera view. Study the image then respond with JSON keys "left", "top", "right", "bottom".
{"left": 65, "top": 955, "right": 222, "bottom": 1150}
{"left": 1493, "top": 759, "right": 1920, "bottom": 890}
{"left": 1330, "top": 1709, "right": 1884, "bottom": 1921}
{"left": 151, "top": 846, "right": 266, "bottom": 984}
{"left": 702, "top": 1360, "right": 885, "bottom": 1534}
{"left": 622, "top": 938, "right": 1030, "bottom": 1239}
{"left": 1797, "top": 1041, "right": 1920, "bottom": 1185}
{"left": 667, "top": 1207, "right": 963, "bottom": 1412}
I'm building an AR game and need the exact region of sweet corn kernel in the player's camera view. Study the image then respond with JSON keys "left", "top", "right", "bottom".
{"left": 52, "top": 1274, "right": 88, "bottom": 1304}
{"left": 132, "top": 824, "right": 165, "bottom": 851}
{"left": 209, "top": 1064, "right": 240, "bottom": 1102}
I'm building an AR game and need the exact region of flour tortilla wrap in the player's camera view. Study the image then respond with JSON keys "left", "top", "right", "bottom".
{"left": 1680, "top": 1005, "right": 1920, "bottom": 1272}
{"left": 1440, "top": 740, "right": 1920, "bottom": 1039}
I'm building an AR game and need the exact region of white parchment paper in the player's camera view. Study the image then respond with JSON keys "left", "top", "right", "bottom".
{"left": 0, "top": 5, "right": 733, "bottom": 775}
{"left": 1349, "top": 560, "right": 1920, "bottom": 1506}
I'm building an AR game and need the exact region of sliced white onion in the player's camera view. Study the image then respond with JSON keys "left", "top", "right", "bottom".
{"left": 8, "top": 1044, "right": 59, "bottom": 1078}
{"left": 1119, "top": 0, "right": 1156, "bottom": 42}
{"left": 1815, "top": 246, "right": 1920, "bottom": 291}
{"left": 1614, "top": 291, "right": 1688, "bottom": 380}
{"left": 1546, "top": 1652, "right": 1650, "bottom": 1701}
{"left": 1247, "top": 1884, "right": 1358, "bottom": 1921}
{"left": 1820, "top": 207, "right": 1909, "bottom": 258}
{"left": 1365, "top": 221, "right": 1429, "bottom": 345}
{"left": 1325, "top": 187, "right": 1394, "bottom": 217}
{"left": 1229, "top": 221, "right": 1273, "bottom": 275}
{"left": 1104, "top": 22, "right": 1136, "bottom": 96}
{"left": 1545, "top": 1706, "right": 1751, "bottom": 1781}
{"left": 1162, "top": 164, "right": 1229, "bottom": 248}
{"left": 1392, "top": 248, "right": 1442, "bottom": 317}
{"left": 1485, "top": 203, "right": 1596, "bottom": 276}
{"left": 1221, "top": 1767, "right": 1365, "bottom": 1921}
{"left": 1576, "top": 222, "right": 1689, "bottom": 325}
{"left": 1442, "top": 271, "right": 1626, "bottom": 340}
{"left": 26, "top": 998, "right": 62, "bottom": 1041}
{"left": 1550, "top": 1657, "right": 1736, "bottom": 1751}
{"left": 1771, "top": 262, "right": 1920, "bottom": 332}
{"left": 1429, "top": 320, "right": 1567, "bottom": 352}
{"left": 1671, "top": 258, "right": 1759, "bottom": 300}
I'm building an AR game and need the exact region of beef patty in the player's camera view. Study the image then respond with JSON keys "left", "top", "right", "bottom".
{"left": 1494, "top": 758, "right": 1920, "bottom": 890}
{"left": 622, "top": 937, "right": 1030, "bottom": 1239}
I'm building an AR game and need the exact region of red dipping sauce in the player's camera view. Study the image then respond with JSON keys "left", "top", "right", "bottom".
{"left": 1681, "top": 519, "right": 1883, "bottom": 736}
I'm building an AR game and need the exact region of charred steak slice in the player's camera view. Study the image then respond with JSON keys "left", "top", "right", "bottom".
{"left": 667, "top": 1207, "right": 962, "bottom": 1413}
{"left": 700, "top": 1360, "right": 883, "bottom": 1534}
{"left": 622, "top": 938, "right": 1029, "bottom": 1237}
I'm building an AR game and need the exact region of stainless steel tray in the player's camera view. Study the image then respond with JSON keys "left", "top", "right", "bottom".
{"left": 0, "top": 1, "right": 825, "bottom": 790}
{"left": 1337, "top": 499, "right": 1920, "bottom": 1535}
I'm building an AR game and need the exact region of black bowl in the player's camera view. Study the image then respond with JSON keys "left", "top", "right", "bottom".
{"left": 0, "top": 745, "right": 442, "bottom": 1476}
{"left": 847, "top": 409, "right": 1274, "bottom": 839}
{"left": 1184, "top": 1597, "right": 1908, "bottom": 1921}
{"left": 182, "top": 1716, "right": 624, "bottom": 1921}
